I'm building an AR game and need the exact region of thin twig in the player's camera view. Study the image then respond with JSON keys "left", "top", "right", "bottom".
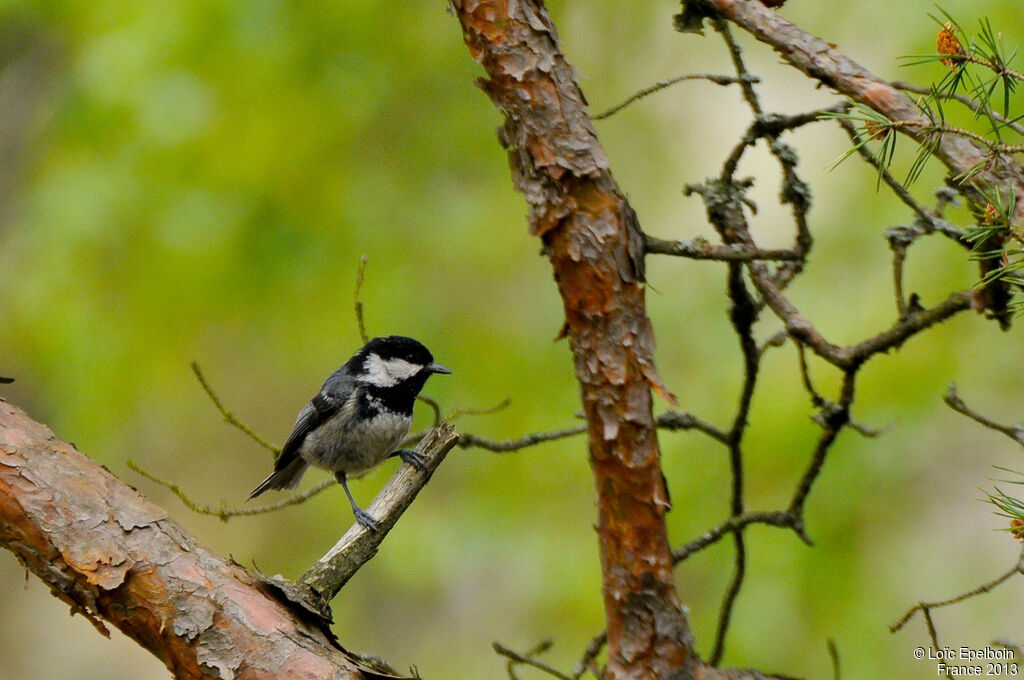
{"left": 719, "top": 108, "right": 846, "bottom": 184}
{"left": 354, "top": 254, "right": 369, "bottom": 343}
{"left": 892, "top": 80, "right": 1024, "bottom": 138}
{"left": 796, "top": 343, "right": 826, "bottom": 409}
{"left": 445, "top": 397, "right": 512, "bottom": 421}
{"left": 592, "top": 73, "right": 758, "bottom": 120}
{"left": 798, "top": 347, "right": 879, "bottom": 438}
{"left": 673, "top": 510, "right": 800, "bottom": 563}
{"left": 711, "top": 18, "right": 825, "bottom": 292}
{"left": 748, "top": 252, "right": 973, "bottom": 367}
{"left": 891, "top": 549, "right": 1024, "bottom": 632}
{"left": 789, "top": 370, "right": 856, "bottom": 522}
{"left": 843, "top": 290, "right": 973, "bottom": 365}
{"left": 416, "top": 394, "right": 443, "bottom": 427}
{"left": 827, "top": 638, "right": 841, "bottom": 680}
{"left": 710, "top": 536, "right": 745, "bottom": 665}
{"left": 923, "top": 607, "right": 941, "bottom": 651}
{"left": 945, "top": 52, "right": 1024, "bottom": 86}
{"left": 191, "top": 361, "right": 279, "bottom": 455}
{"left": 644, "top": 234, "right": 801, "bottom": 261}
{"left": 714, "top": 19, "right": 762, "bottom": 117}
{"left": 493, "top": 640, "right": 573, "bottom": 680}
{"left": 836, "top": 116, "right": 967, "bottom": 243}
{"left": 656, "top": 410, "right": 730, "bottom": 444}
{"left": 127, "top": 460, "right": 334, "bottom": 522}
{"left": 878, "top": 118, "right": 1024, "bottom": 154}
{"left": 458, "top": 425, "right": 586, "bottom": 452}
{"left": 944, "top": 383, "right": 1024, "bottom": 445}
{"left": 709, "top": 249, "right": 762, "bottom": 665}
{"left": 886, "top": 226, "right": 914, "bottom": 317}
{"left": 572, "top": 631, "right": 607, "bottom": 680}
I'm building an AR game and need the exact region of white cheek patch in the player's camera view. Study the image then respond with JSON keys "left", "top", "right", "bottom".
{"left": 362, "top": 354, "right": 421, "bottom": 387}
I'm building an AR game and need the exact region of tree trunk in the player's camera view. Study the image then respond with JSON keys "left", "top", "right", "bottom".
{"left": 451, "top": 2, "right": 697, "bottom": 678}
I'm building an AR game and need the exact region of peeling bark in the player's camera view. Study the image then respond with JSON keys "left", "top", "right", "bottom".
{"left": 452, "top": 2, "right": 696, "bottom": 678}
{"left": 0, "top": 400, "right": 369, "bottom": 680}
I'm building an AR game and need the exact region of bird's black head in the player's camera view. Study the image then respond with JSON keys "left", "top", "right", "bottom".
{"left": 353, "top": 336, "right": 452, "bottom": 392}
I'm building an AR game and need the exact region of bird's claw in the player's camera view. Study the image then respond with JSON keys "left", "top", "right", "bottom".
{"left": 353, "top": 508, "right": 381, "bottom": 533}
{"left": 395, "top": 448, "right": 427, "bottom": 472}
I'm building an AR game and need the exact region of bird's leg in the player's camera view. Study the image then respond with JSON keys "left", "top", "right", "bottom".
{"left": 334, "top": 471, "right": 380, "bottom": 533}
{"left": 389, "top": 448, "right": 426, "bottom": 472}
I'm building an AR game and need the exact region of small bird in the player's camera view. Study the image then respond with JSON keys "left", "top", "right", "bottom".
{"left": 248, "top": 335, "right": 451, "bottom": 532}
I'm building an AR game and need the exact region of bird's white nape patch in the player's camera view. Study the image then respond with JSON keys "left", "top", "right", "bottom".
{"left": 362, "top": 353, "right": 422, "bottom": 387}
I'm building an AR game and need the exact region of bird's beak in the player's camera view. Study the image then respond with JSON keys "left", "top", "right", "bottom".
{"left": 428, "top": 362, "right": 452, "bottom": 375}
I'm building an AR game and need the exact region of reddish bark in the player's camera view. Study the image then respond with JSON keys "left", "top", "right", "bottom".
{"left": 452, "top": 2, "right": 695, "bottom": 678}
{"left": 0, "top": 400, "right": 368, "bottom": 680}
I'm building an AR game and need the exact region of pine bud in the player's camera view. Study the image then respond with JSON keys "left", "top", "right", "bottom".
{"left": 1011, "top": 518, "right": 1024, "bottom": 541}
{"left": 937, "top": 22, "right": 964, "bottom": 68}
{"left": 982, "top": 202, "right": 1001, "bottom": 225}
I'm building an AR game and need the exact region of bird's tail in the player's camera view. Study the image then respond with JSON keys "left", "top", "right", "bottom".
{"left": 247, "top": 458, "right": 309, "bottom": 500}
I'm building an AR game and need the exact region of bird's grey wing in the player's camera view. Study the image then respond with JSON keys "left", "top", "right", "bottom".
{"left": 319, "top": 365, "right": 356, "bottom": 402}
{"left": 247, "top": 378, "right": 351, "bottom": 500}
{"left": 273, "top": 390, "right": 343, "bottom": 472}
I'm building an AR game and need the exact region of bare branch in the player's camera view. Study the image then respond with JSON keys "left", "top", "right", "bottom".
{"left": 944, "top": 384, "right": 1024, "bottom": 445}
{"left": 445, "top": 397, "right": 512, "bottom": 421}
{"left": 572, "top": 631, "right": 608, "bottom": 680}
{"left": 127, "top": 460, "right": 334, "bottom": 521}
{"left": 713, "top": 18, "right": 763, "bottom": 117}
{"left": 891, "top": 549, "right": 1024, "bottom": 633}
{"left": 699, "top": 0, "right": 1024, "bottom": 199}
{"left": 748, "top": 256, "right": 974, "bottom": 368}
{"left": 827, "top": 639, "right": 841, "bottom": 680}
{"left": 673, "top": 510, "right": 800, "bottom": 563}
{"left": 494, "top": 640, "right": 573, "bottom": 680}
{"left": 191, "top": 361, "right": 279, "bottom": 455}
{"left": 416, "top": 394, "right": 443, "bottom": 427}
{"left": 459, "top": 425, "right": 586, "bottom": 452}
{"left": 644, "top": 234, "right": 801, "bottom": 262}
{"left": 708, "top": 228, "right": 764, "bottom": 665}
{"left": 354, "top": 253, "right": 369, "bottom": 344}
{"left": 593, "top": 72, "right": 758, "bottom": 120}
{"left": 840, "top": 290, "right": 974, "bottom": 364}
{"left": 835, "top": 118, "right": 945, "bottom": 233}
{"left": 719, "top": 106, "right": 848, "bottom": 184}
{"left": 789, "top": 371, "right": 855, "bottom": 521}
{"left": 656, "top": 410, "right": 730, "bottom": 445}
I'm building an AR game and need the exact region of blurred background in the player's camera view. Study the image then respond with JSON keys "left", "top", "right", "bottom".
{"left": 1, "top": 1, "right": 1023, "bottom": 678}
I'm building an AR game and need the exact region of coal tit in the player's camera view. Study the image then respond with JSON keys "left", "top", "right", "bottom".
{"left": 248, "top": 335, "right": 451, "bottom": 532}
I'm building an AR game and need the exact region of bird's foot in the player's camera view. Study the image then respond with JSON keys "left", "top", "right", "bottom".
{"left": 392, "top": 448, "right": 427, "bottom": 472}
{"left": 352, "top": 507, "right": 380, "bottom": 533}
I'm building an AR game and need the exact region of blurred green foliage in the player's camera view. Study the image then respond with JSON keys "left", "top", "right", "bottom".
{"left": 1, "top": 2, "right": 1023, "bottom": 679}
